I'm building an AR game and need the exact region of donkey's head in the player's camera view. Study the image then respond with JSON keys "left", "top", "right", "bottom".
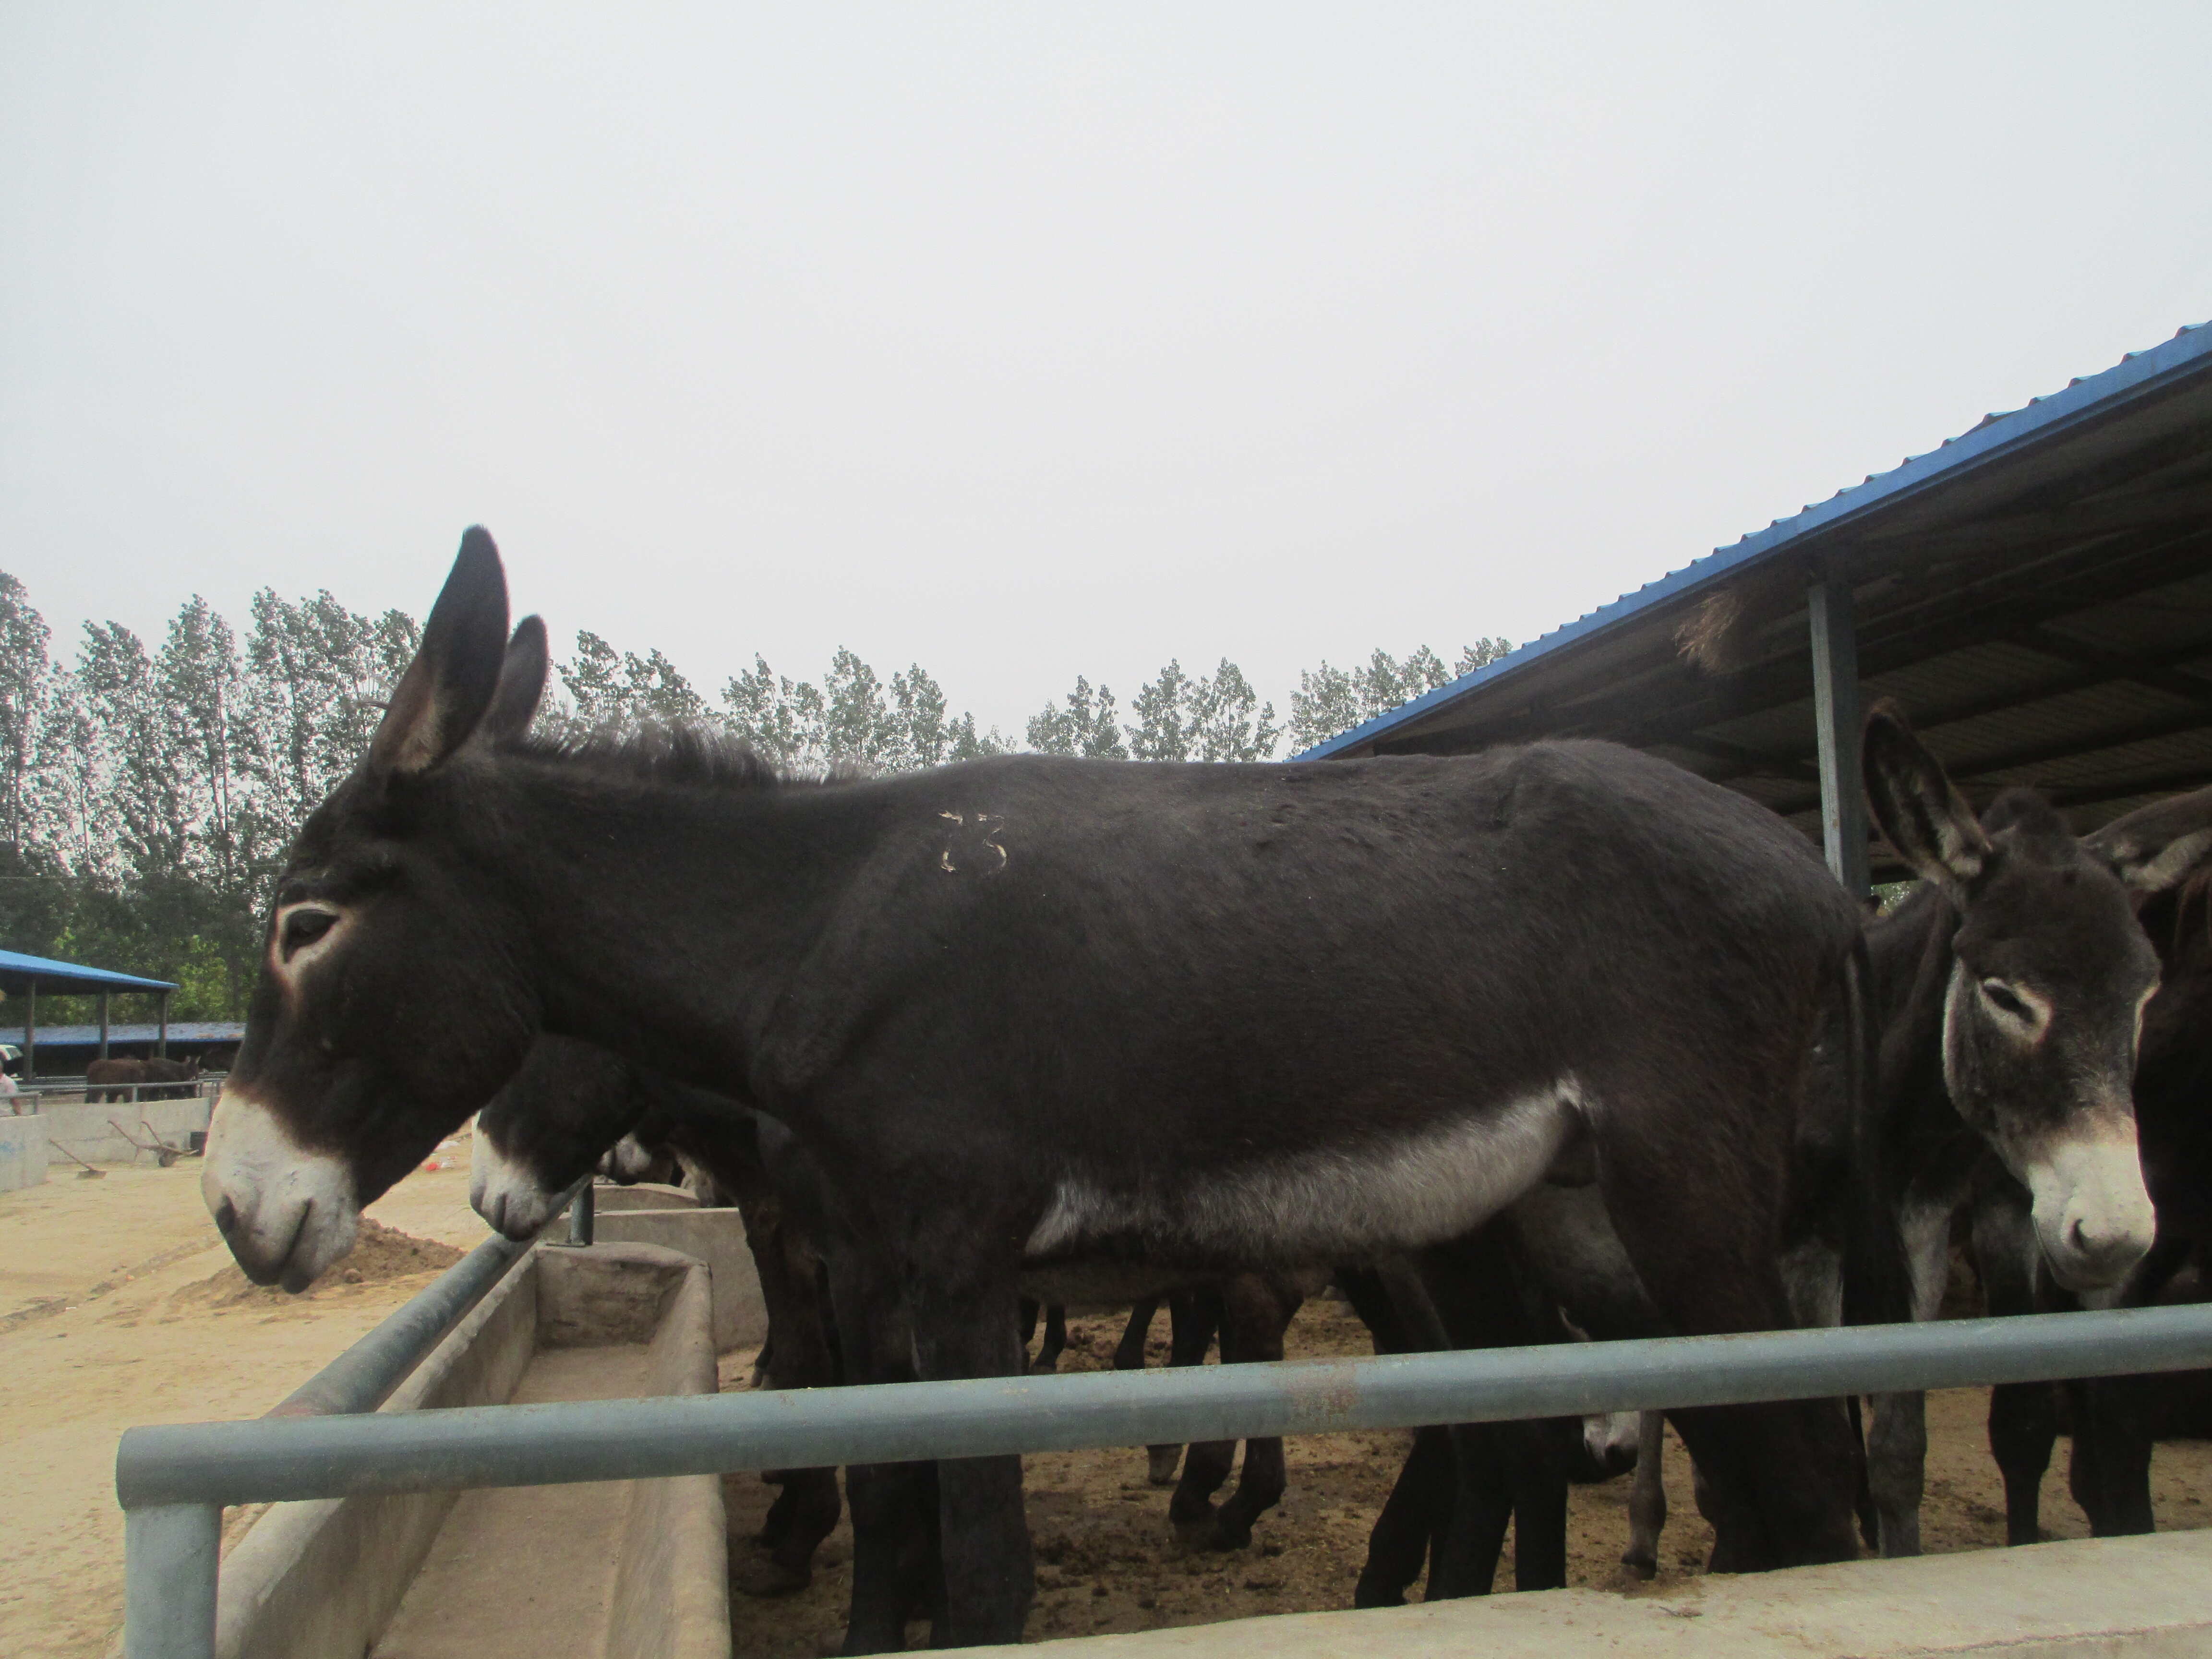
{"left": 1863, "top": 702, "right": 2212, "bottom": 1291}
{"left": 471, "top": 1036, "right": 654, "bottom": 1239}
{"left": 205, "top": 530, "right": 552, "bottom": 1288}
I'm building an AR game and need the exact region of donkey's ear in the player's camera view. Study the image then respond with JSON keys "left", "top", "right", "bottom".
{"left": 475, "top": 616, "right": 550, "bottom": 746}
{"left": 369, "top": 527, "right": 511, "bottom": 775}
{"left": 2084, "top": 784, "right": 2212, "bottom": 893}
{"left": 1862, "top": 699, "right": 1991, "bottom": 896}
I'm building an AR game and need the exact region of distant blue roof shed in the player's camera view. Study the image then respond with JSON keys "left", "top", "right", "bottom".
{"left": 0, "top": 949, "right": 177, "bottom": 997}
{"left": 1299, "top": 322, "right": 2212, "bottom": 874}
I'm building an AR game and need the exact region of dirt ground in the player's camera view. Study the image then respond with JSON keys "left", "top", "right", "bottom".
{"left": 4, "top": 1145, "right": 2208, "bottom": 1659}
{"left": 0, "top": 1132, "right": 481, "bottom": 1659}
{"left": 713, "top": 1303, "right": 2212, "bottom": 1657}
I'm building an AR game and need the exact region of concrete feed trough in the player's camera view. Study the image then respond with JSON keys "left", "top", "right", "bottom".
{"left": 209, "top": 1241, "right": 730, "bottom": 1659}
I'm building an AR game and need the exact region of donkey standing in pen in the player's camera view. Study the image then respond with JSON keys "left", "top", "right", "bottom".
{"left": 1973, "top": 857, "right": 2212, "bottom": 1544}
{"left": 1806, "top": 705, "right": 2204, "bottom": 1556}
{"left": 207, "top": 529, "right": 1897, "bottom": 1647}
{"left": 1611, "top": 707, "right": 2205, "bottom": 1566}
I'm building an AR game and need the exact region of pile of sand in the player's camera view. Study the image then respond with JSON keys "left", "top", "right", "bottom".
{"left": 180, "top": 1218, "right": 464, "bottom": 1308}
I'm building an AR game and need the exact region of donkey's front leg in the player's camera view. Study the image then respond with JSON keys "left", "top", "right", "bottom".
{"left": 909, "top": 1270, "right": 1034, "bottom": 1647}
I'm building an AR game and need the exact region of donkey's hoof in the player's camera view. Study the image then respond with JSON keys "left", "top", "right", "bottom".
{"left": 1170, "top": 1511, "right": 1219, "bottom": 1552}
{"left": 1030, "top": 1356, "right": 1060, "bottom": 1375}
{"left": 1620, "top": 1549, "right": 1657, "bottom": 1581}
{"left": 1205, "top": 1516, "right": 1255, "bottom": 1553}
{"left": 1147, "top": 1445, "right": 1183, "bottom": 1486}
{"left": 731, "top": 1554, "right": 812, "bottom": 1598}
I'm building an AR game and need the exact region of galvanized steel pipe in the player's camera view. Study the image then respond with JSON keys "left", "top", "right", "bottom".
{"left": 264, "top": 1232, "right": 529, "bottom": 1418}
{"left": 120, "top": 1303, "right": 2212, "bottom": 1510}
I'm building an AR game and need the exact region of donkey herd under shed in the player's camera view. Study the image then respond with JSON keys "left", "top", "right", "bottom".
{"left": 140, "top": 322, "right": 2212, "bottom": 1657}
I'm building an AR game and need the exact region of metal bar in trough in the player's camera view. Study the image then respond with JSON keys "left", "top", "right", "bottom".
{"left": 120, "top": 1302, "right": 2212, "bottom": 1511}
{"left": 263, "top": 1232, "right": 529, "bottom": 1419}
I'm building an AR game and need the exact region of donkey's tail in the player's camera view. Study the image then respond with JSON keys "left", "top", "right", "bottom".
{"left": 1839, "top": 931, "right": 1906, "bottom": 1329}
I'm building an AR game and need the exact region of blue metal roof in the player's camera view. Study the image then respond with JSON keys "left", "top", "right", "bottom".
{"left": 1299, "top": 321, "right": 2212, "bottom": 760}
{"left": 0, "top": 949, "right": 178, "bottom": 995}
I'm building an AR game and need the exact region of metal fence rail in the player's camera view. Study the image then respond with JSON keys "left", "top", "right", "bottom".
{"left": 115, "top": 1292, "right": 2212, "bottom": 1659}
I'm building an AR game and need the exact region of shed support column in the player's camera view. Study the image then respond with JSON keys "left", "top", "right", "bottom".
{"left": 1808, "top": 572, "right": 1871, "bottom": 899}
{"left": 99, "top": 990, "right": 110, "bottom": 1059}
{"left": 157, "top": 991, "right": 168, "bottom": 1059}
{"left": 24, "top": 975, "right": 35, "bottom": 1083}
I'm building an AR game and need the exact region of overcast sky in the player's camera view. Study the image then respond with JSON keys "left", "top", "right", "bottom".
{"left": 5, "top": 5, "right": 2209, "bottom": 739}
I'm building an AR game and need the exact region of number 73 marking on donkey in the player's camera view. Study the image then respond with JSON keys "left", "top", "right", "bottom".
{"left": 939, "top": 811, "right": 1009, "bottom": 875}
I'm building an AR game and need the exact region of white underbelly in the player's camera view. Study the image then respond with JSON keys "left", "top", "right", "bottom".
{"left": 1022, "top": 1082, "right": 1581, "bottom": 1265}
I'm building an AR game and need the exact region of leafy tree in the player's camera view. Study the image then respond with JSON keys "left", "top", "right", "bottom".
{"left": 822, "top": 649, "right": 891, "bottom": 767}
{"left": 1130, "top": 660, "right": 1198, "bottom": 761}
{"left": 945, "top": 713, "right": 1010, "bottom": 762}
{"left": 1027, "top": 677, "right": 1129, "bottom": 759}
{"left": 557, "top": 630, "right": 709, "bottom": 732}
{"left": 723, "top": 649, "right": 1005, "bottom": 771}
{"left": 0, "top": 572, "right": 50, "bottom": 852}
{"left": 1186, "top": 661, "right": 1279, "bottom": 762}
{"left": 1131, "top": 659, "right": 1278, "bottom": 761}
{"left": 721, "top": 655, "right": 829, "bottom": 769}
{"left": 1288, "top": 639, "right": 1514, "bottom": 752}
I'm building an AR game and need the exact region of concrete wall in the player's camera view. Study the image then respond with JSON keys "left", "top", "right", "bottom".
{"left": 595, "top": 1182, "right": 697, "bottom": 1213}
{"left": 214, "top": 1244, "right": 542, "bottom": 1659}
{"left": 1013, "top": 1529, "right": 2212, "bottom": 1659}
{"left": 200, "top": 1241, "right": 731, "bottom": 1659}
{"left": 607, "top": 1257, "right": 731, "bottom": 1659}
{"left": 38, "top": 1096, "right": 212, "bottom": 1166}
{"left": 0, "top": 1112, "right": 48, "bottom": 1191}
{"left": 592, "top": 1205, "right": 767, "bottom": 1351}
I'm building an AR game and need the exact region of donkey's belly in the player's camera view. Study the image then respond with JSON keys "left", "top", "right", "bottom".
{"left": 1022, "top": 1083, "right": 1579, "bottom": 1267}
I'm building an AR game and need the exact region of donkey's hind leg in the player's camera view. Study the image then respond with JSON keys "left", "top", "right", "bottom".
{"left": 1156, "top": 1288, "right": 1221, "bottom": 1492}
{"left": 1601, "top": 1110, "right": 1860, "bottom": 1571}
{"left": 1621, "top": 1412, "right": 1667, "bottom": 1578}
{"left": 1033, "top": 1303, "right": 1068, "bottom": 1373}
{"left": 1167, "top": 1289, "right": 1237, "bottom": 1543}
{"left": 1199, "top": 1275, "right": 1306, "bottom": 1551}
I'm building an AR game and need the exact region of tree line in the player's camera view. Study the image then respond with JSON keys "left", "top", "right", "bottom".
{"left": 0, "top": 567, "right": 1505, "bottom": 1022}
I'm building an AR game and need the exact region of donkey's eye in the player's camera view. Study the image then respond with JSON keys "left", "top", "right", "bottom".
{"left": 281, "top": 909, "right": 339, "bottom": 960}
{"left": 1980, "top": 979, "right": 2032, "bottom": 1021}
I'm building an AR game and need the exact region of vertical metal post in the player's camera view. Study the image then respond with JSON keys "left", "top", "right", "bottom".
{"left": 157, "top": 990, "right": 169, "bottom": 1058}
{"left": 123, "top": 1503, "right": 220, "bottom": 1659}
{"left": 23, "top": 974, "right": 35, "bottom": 1083}
{"left": 1808, "top": 571, "right": 1871, "bottom": 898}
{"left": 567, "top": 1179, "right": 596, "bottom": 1246}
{"left": 100, "top": 989, "right": 110, "bottom": 1059}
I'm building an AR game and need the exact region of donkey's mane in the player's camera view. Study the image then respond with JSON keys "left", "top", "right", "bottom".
{"left": 513, "top": 723, "right": 849, "bottom": 791}
{"left": 1980, "top": 787, "right": 2072, "bottom": 848}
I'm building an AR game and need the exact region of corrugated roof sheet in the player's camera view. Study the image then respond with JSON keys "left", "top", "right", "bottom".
{"left": 0, "top": 950, "right": 178, "bottom": 995}
{"left": 1300, "top": 320, "right": 2212, "bottom": 761}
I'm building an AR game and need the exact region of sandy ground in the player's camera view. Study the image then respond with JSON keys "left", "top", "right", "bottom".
{"left": 0, "top": 1130, "right": 485, "bottom": 1659}
{"left": 4, "top": 1142, "right": 2207, "bottom": 1659}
